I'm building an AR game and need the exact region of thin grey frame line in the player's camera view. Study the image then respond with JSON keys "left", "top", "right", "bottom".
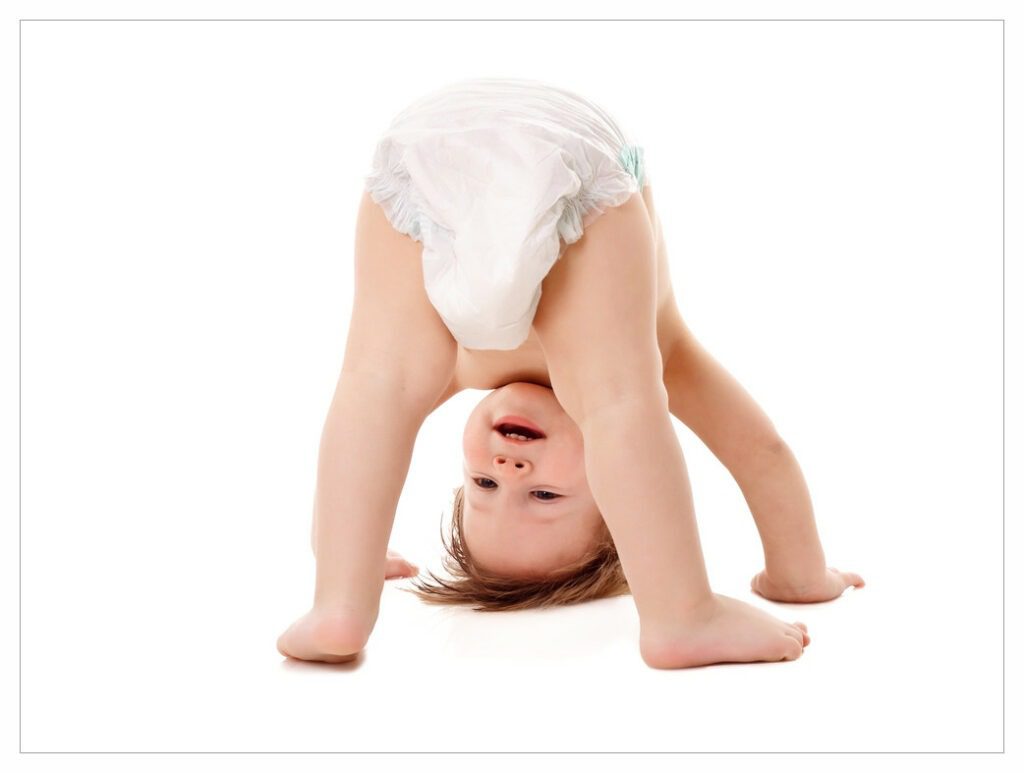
{"left": 15, "top": 18, "right": 1009, "bottom": 22}
{"left": 12, "top": 751, "right": 1013, "bottom": 755}
{"left": 18, "top": 18, "right": 1007, "bottom": 757}
{"left": 1002, "top": 14, "right": 1007, "bottom": 762}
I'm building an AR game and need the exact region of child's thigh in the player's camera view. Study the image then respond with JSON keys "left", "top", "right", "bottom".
{"left": 341, "top": 191, "right": 458, "bottom": 409}
{"left": 532, "top": 191, "right": 664, "bottom": 422}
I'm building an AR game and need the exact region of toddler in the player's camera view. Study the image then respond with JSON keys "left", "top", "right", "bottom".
{"left": 276, "top": 77, "right": 864, "bottom": 669}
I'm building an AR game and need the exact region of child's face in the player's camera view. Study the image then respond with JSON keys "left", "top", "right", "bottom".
{"left": 460, "top": 382, "right": 605, "bottom": 578}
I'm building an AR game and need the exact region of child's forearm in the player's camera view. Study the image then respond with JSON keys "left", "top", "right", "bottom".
{"left": 312, "top": 374, "right": 424, "bottom": 615}
{"left": 579, "top": 389, "right": 714, "bottom": 626}
{"left": 733, "top": 444, "right": 827, "bottom": 580}
{"left": 660, "top": 330, "right": 828, "bottom": 580}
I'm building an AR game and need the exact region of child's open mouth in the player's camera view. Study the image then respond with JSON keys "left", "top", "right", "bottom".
{"left": 493, "top": 417, "right": 546, "bottom": 441}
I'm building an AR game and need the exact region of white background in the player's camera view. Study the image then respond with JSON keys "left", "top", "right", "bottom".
{"left": 2, "top": 0, "right": 1018, "bottom": 764}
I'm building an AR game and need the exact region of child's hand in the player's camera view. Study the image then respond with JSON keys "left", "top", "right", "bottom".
{"left": 750, "top": 566, "right": 865, "bottom": 603}
{"left": 384, "top": 549, "right": 419, "bottom": 580}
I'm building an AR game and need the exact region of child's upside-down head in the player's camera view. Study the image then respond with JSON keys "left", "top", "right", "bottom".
{"left": 402, "top": 381, "right": 631, "bottom": 611}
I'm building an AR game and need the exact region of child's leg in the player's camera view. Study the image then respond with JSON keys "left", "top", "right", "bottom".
{"left": 533, "top": 192, "right": 807, "bottom": 668}
{"left": 277, "top": 191, "right": 458, "bottom": 663}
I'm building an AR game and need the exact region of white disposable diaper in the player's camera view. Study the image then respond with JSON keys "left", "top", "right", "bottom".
{"left": 364, "top": 77, "right": 650, "bottom": 351}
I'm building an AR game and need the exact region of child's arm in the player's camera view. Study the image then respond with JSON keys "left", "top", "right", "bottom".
{"left": 660, "top": 313, "right": 864, "bottom": 601}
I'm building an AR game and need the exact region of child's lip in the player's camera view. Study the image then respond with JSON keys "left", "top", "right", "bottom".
{"left": 493, "top": 415, "right": 546, "bottom": 438}
{"left": 494, "top": 429, "right": 543, "bottom": 444}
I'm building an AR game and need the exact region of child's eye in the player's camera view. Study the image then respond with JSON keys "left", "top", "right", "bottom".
{"left": 473, "top": 478, "right": 562, "bottom": 500}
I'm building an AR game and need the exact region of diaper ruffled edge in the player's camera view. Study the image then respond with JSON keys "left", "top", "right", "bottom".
{"left": 363, "top": 138, "right": 426, "bottom": 241}
{"left": 363, "top": 137, "right": 651, "bottom": 251}
{"left": 555, "top": 142, "right": 651, "bottom": 248}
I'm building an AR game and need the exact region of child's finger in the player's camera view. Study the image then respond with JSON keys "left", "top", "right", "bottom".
{"left": 384, "top": 557, "right": 418, "bottom": 579}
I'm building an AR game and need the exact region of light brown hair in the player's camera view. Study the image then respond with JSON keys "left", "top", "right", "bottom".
{"left": 400, "top": 485, "right": 631, "bottom": 612}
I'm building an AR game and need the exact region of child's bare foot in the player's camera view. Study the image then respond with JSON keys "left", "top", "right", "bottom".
{"left": 751, "top": 566, "right": 865, "bottom": 603}
{"left": 639, "top": 593, "right": 810, "bottom": 669}
{"left": 276, "top": 606, "right": 375, "bottom": 664}
{"left": 279, "top": 549, "right": 416, "bottom": 663}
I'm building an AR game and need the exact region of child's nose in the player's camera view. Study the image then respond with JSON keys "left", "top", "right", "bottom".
{"left": 493, "top": 455, "right": 532, "bottom": 474}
